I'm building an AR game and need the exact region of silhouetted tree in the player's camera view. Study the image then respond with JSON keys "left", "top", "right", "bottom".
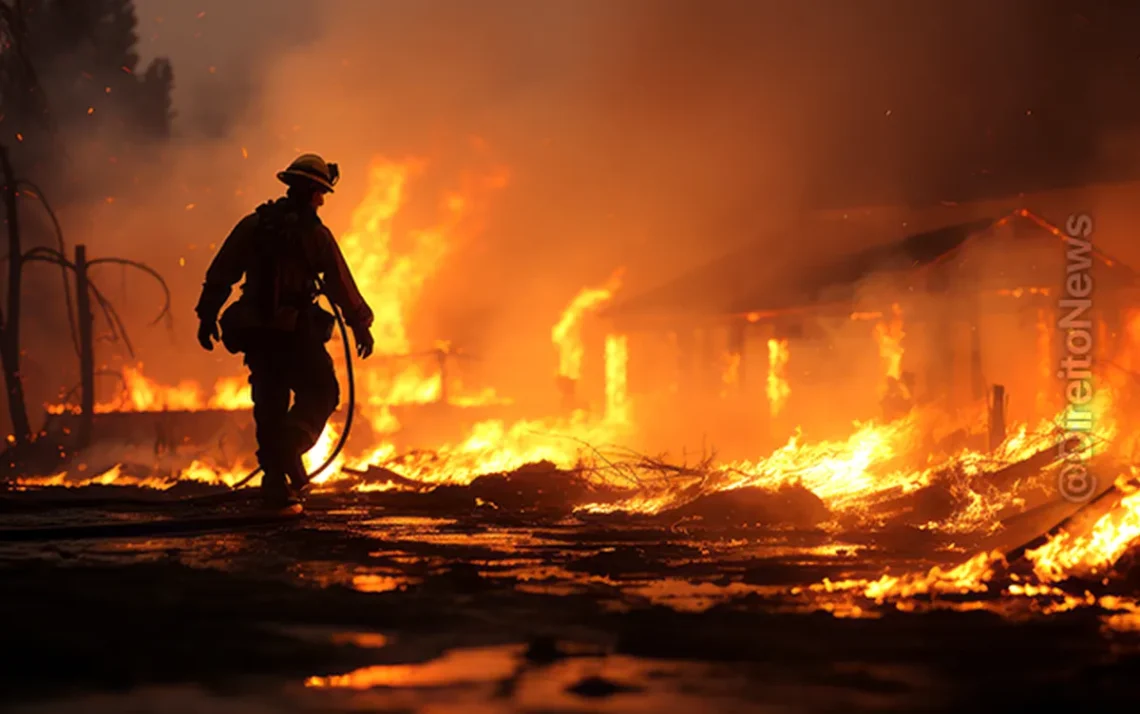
{"left": 1, "top": 0, "right": 176, "bottom": 445}
{"left": 138, "top": 57, "right": 175, "bottom": 137}
{"left": 0, "top": 0, "right": 174, "bottom": 171}
{"left": 0, "top": 1, "right": 52, "bottom": 137}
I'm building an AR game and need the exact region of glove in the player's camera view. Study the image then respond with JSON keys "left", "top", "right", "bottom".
{"left": 197, "top": 319, "right": 220, "bottom": 351}
{"left": 352, "top": 325, "right": 374, "bottom": 359}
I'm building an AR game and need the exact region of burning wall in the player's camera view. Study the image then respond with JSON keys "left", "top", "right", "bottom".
{"left": 596, "top": 205, "right": 1140, "bottom": 460}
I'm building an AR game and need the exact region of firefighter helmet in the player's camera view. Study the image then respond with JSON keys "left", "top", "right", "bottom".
{"left": 276, "top": 153, "right": 340, "bottom": 193}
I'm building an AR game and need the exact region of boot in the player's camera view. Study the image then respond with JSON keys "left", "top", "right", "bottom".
{"left": 261, "top": 470, "right": 299, "bottom": 508}
{"left": 286, "top": 451, "right": 311, "bottom": 493}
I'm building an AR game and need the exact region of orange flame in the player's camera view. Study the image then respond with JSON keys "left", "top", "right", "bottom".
{"left": 766, "top": 338, "right": 789, "bottom": 417}
{"left": 605, "top": 334, "right": 629, "bottom": 425}
{"left": 874, "top": 303, "right": 905, "bottom": 382}
{"left": 552, "top": 268, "right": 624, "bottom": 381}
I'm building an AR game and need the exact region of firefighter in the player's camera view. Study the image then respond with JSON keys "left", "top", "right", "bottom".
{"left": 195, "top": 154, "right": 375, "bottom": 506}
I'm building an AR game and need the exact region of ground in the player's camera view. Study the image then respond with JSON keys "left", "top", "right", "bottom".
{"left": 2, "top": 482, "right": 1139, "bottom": 713}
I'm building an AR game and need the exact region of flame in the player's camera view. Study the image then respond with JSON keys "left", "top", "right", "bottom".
{"left": 15, "top": 459, "right": 252, "bottom": 490}
{"left": 46, "top": 364, "right": 253, "bottom": 414}
{"left": 1026, "top": 480, "right": 1140, "bottom": 583}
{"left": 805, "top": 550, "right": 1004, "bottom": 602}
{"left": 32, "top": 148, "right": 1140, "bottom": 616}
{"left": 874, "top": 303, "right": 905, "bottom": 382}
{"left": 721, "top": 351, "right": 741, "bottom": 397}
{"left": 605, "top": 334, "right": 630, "bottom": 425}
{"left": 323, "top": 156, "right": 510, "bottom": 438}
{"left": 304, "top": 422, "right": 345, "bottom": 485}
{"left": 552, "top": 268, "right": 624, "bottom": 381}
{"left": 766, "top": 338, "right": 789, "bottom": 417}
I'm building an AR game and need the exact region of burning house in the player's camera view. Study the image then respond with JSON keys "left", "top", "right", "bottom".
{"left": 599, "top": 194, "right": 1140, "bottom": 457}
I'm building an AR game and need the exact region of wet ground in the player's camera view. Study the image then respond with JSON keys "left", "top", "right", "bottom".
{"left": 3, "top": 488, "right": 1140, "bottom": 712}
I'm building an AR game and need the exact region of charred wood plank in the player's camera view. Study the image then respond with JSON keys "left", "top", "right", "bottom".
{"left": 1003, "top": 482, "right": 1126, "bottom": 565}
{"left": 988, "top": 437, "right": 1077, "bottom": 491}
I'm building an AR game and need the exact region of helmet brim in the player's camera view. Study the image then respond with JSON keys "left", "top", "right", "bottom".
{"left": 277, "top": 169, "right": 335, "bottom": 193}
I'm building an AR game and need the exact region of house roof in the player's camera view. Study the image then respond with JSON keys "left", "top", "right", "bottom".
{"left": 603, "top": 211, "right": 1137, "bottom": 324}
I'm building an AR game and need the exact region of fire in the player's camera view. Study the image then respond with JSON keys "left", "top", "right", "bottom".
{"left": 803, "top": 550, "right": 1004, "bottom": 603}
{"left": 605, "top": 334, "right": 630, "bottom": 425}
{"left": 344, "top": 412, "right": 622, "bottom": 490}
{"left": 552, "top": 268, "right": 624, "bottom": 382}
{"left": 337, "top": 158, "right": 430, "bottom": 358}
{"left": 46, "top": 365, "right": 253, "bottom": 414}
{"left": 864, "top": 550, "right": 1004, "bottom": 601}
{"left": 874, "top": 303, "right": 904, "bottom": 382}
{"left": 323, "top": 156, "right": 511, "bottom": 438}
{"left": 720, "top": 351, "right": 741, "bottom": 398}
{"left": 766, "top": 338, "right": 789, "bottom": 417}
{"left": 27, "top": 144, "right": 1140, "bottom": 621}
{"left": 1026, "top": 481, "right": 1140, "bottom": 583}
{"left": 729, "top": 414, "right": 923, "bottom": 510}
{"left": 304, "top": 422, "right": 345, "bottom": 485}
{"left": 15, "top": 459, "right": 251, "bottom": 490}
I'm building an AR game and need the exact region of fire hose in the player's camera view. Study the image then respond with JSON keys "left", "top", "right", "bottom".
{"left": 0, "top": 298, "right": 355, "bottom": 543}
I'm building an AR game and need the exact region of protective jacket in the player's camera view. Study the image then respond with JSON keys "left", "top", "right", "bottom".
{"left": 195, "top": 197, "right": 373, "bottom": 347}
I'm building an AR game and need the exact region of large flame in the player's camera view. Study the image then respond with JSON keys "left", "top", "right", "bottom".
{"left": 46, "top": 364, "right": 253, "bottom": 414}
{"left": 1027, "top": 480, "right": 1140, "bottom": 583}
{"left": 874, "top": 303, "right": 904, "bottom": 383}
{"left": 766, "top": 338, "right": 790, "bottom": 417}
{"left": 552, "top": 269, "right": 624, "bottom": 382}
{"left": 604, "top": 333, "right": 630, "bottom": 425}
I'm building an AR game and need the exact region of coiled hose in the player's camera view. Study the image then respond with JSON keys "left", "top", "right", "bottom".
{"left": 230, "top": 296, "right": 355, "bottom": 491}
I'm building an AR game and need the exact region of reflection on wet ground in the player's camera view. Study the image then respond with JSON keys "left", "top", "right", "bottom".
{"left": 3, "top": 493, "right": 1140, "bottom": 711}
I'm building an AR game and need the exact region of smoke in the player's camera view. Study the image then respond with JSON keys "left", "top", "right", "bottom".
{"left": 8, "top": 0, "right": 1131, "bottom": 435}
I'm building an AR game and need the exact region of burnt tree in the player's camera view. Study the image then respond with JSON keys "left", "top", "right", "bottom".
{"left": 1, "top": 0, "right": 177, "bottom": 452}
{"left": 1, "top": 141, "right": 170, "bottom": 456}
{"left": 0, "top": 145, "right": 31, "bottom": 445}
{"left": 1, "top": 0, "right": 176, "bottom": 174}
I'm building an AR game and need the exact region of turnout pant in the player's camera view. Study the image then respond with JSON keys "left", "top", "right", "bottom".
{"left": 243, "top": 331, "right": 339, "bottom": 488}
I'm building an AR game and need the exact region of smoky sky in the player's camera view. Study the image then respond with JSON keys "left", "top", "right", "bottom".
{"left": 133, "top": 0, "right": 1140, "bottom": 231}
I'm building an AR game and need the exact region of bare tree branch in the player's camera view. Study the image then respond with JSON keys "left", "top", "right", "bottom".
{"left": 18, "top": 180, "right": 79, "bottom": 356}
